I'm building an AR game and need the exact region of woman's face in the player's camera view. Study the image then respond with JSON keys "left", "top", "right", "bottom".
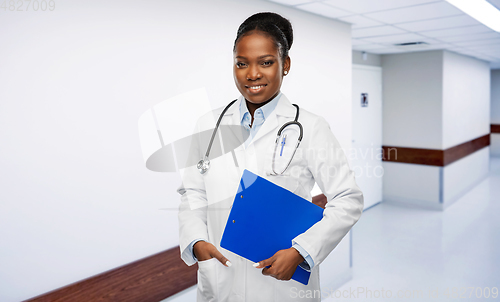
{"left": 233, "top": 31, "right": 290, "bottom": 105}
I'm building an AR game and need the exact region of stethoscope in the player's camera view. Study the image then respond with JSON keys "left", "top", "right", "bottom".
{"left": 197, "top": 99, "right": 303, "bottom": 175}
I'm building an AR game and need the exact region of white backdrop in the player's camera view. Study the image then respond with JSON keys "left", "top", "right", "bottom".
{"left": 0, "top": 0, "right": 352, "bottom": 300}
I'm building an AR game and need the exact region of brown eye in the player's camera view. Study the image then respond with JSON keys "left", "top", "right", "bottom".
{"left": 236, "top": 62, "right": 247, "bottom": 68}
{"left": 262, "top": 61, "right": 274, "bottom": 66}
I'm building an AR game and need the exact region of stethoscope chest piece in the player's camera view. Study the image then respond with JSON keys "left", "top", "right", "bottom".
{"left": 197, "top": 156, "right": 210, "bottom": 174}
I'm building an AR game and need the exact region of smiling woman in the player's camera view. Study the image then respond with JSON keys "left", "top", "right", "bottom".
{"left": 232, "top": 13, "right": 292, "bottom": 115}
{"left": 233, "top": 32, "right": 289, "bottom": 113}
{"left": 177, "top": 12, "right": 364, "bottom": 302}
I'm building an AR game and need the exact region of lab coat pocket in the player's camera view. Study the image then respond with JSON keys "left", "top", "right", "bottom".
{"left": 197, "top": 258, "right": 218, "bottom": 302}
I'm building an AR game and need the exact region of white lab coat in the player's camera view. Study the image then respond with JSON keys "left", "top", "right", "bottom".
{"left": 178, "top": 94, "right": 363, "bottom": 302}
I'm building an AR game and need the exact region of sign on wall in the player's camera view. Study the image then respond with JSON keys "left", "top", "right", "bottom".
{"left": 361, "top": 93, "right": 368, "bottom": 107}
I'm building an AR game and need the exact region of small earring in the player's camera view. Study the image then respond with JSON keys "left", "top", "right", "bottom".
{"left": 284, "top": 70, "right": 288, "bottom": 75}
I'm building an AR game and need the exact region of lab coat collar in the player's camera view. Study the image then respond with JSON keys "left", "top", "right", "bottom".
{"left": 223, "top": 95, "right": 242, "bottom": 126}
{"left": 273, "top": 93, "right": 297, "bottom": 119}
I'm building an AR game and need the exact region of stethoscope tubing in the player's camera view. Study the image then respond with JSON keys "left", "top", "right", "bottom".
{"left": 200, "top": 99, "right": 303, "bottom": 175}
{"left": 204, "top": 99, "right": 238, "bottom": 158}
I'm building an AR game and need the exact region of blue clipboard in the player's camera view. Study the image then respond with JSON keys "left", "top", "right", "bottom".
{"left": 220, "top": 169, "right": 324, "bottom": 285}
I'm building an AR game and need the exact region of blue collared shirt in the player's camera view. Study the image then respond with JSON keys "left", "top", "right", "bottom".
{"left": 240, "top": 92, "right": 281, "bottom": 148}
{"left": 188, "top": 93, "right": 314, "bottom": 271}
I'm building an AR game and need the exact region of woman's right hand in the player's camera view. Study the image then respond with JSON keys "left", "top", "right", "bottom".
{"left": 193, "top": 241, "right": 232, "bottom": 267}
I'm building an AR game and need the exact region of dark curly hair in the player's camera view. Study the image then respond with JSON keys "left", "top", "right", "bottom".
{"left": 233, "top": 12, "right": 293, "bottom": 61}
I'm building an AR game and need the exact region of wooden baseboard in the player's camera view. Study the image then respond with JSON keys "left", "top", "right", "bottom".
{"left": 492, "top": 124, "right": 500, "bottom": 133}
{"left": 382, "top": 134, "right": 490, "bottom": 166}
{"left": 24, "top": 247, "right": 197, "bottom": 302}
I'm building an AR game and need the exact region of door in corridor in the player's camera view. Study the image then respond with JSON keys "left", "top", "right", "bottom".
{"left": 352, "top": 64, "right": 383, "bottom": 210}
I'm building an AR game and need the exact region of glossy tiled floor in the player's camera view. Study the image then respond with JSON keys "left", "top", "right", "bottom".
{"left": 324, "top": 157, "right": 500, "bottom": 301}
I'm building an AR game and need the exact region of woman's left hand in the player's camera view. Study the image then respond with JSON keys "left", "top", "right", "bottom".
{"left": 254, "top": 248, "right": 305, "bottom": 281}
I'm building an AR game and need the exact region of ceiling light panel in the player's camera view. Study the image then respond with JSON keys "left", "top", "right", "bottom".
{"left": 395, "top": 15, "right": 480, "bottom": 32}
{"left": 364, "top": 2, "right": 463, "bottom": 24}
{"left": 296, "top": 2, "right": 353, "bottom": 19}
{"left": 338, "top": 15, "right": 384, "bottom": 29}
{"left": 446, "top": 0, "right": 500, "bottom": 32}
{"left": 320, "top": 0, "right": 438, "bottom": 15}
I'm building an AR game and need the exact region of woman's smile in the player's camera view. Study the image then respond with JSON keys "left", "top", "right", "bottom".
{"left": 233, "top": 31, "right": 290, "bottom": 108}
{"left": 245, "top": 83, "right": 268, "bottom": 94}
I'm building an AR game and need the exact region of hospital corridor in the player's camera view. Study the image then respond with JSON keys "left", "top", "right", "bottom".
{"left": 326, "top": 157, "right": 500, "bottom": 301}
{"left": 1, "top": 0, "right": 500, "bottom": 301}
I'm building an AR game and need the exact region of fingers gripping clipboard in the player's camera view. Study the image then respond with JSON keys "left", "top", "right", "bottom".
{"left": 220, "top": 169, "right": 324, "bottom": 285}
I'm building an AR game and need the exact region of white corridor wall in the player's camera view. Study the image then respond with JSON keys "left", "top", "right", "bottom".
{"left": 382, "top": 50, "right": 490, "bottom": 210}
{"left": 0, "top": 0, "right": 353, "bottom": 301}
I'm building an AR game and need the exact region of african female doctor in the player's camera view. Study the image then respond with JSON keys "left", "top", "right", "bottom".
{"left": 177, "top": 12, "right": 363, "bottom": 302}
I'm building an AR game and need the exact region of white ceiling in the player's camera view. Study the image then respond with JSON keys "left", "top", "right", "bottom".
{"left": 267, "top": 0, "right": 500, "bottom": 67}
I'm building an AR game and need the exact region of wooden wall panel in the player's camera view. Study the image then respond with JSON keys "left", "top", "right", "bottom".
{"left": 382, "top": 146, "right": 443, "bottom": 166}
{"left": 382, "top": 134, "right": 490, "bottom": 166}
{"left": 491, "top": 124, "right": 500, "bottom": 133}
{"left": 443, "top": 134, "right": 490, "bottom": 165}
